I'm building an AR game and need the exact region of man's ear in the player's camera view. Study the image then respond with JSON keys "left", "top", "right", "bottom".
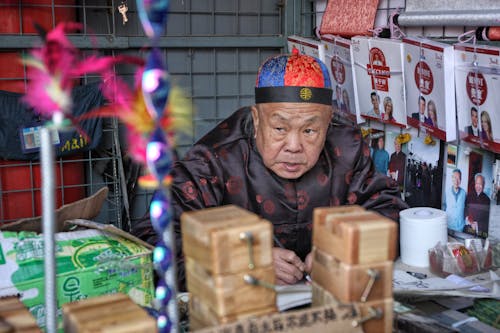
{"left": 251, "top": 105, "right": 259, "bottom": 133}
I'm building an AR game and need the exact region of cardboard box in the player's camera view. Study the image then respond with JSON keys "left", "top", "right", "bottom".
{"left": 313, "top": 210, "right": 397, "bottom": 264}
{"left": 311, "top": 247, "right": 393, "bottom": 303}
{"left": 181, "top": 205, "right": 273, "bottom": 275}
{"left": 403, "top": 37, "right": 456, "bottom": 142}
{"left": 0, "top": 188, "right": 154, "bottom": 332}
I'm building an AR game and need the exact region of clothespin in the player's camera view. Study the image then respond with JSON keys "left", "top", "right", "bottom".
{"left": 118, "top": 2, "right": 128, "bottom": 25}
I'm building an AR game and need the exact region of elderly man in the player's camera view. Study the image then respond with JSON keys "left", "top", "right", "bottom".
{"left": 464, "top": 173, "right": 490, "bottom": 238}
{"left": 136, "top": 51, "right": 407, "bottom": 290}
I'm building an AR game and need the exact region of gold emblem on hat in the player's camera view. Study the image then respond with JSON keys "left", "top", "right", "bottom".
{"left": 299, "top": 87, "right": 312, "bottom": 101}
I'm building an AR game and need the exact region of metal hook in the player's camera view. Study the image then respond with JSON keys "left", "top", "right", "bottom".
{"left": 352, "top": 307, "right": 383, "bottom": 327}
{"left": 239, "top": 231, "right": 255, "bottom": 269}
{"left": 360, "top": 269, "right": 380, "bottom": 302}
{"left": 243, "top": 274, "right": 276, "bottom": 290}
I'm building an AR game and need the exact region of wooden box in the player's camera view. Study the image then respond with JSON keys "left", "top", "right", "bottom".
{"left": 185, "top": 257, "right": 276, "bottom": 317}
{"left": 311, "top": 247, "right": 393, "bottom": 302}
{"left": 189, "top": 294, "right": 277, "bottom": 331}
{"left": 0, "top": 296, "right": 41, "bottom": 333}
{"left": 313, "top": 210, "right": 397, "bottom": 264}
{"left": 181, "top": 205, "right": 273, "bottom": 275}
{"left": 311, "top": 285, "right": 393, "bottom": 333}
{"left": 357, "top": 299, "right": 393, "bottom": 333}
{"left": 62, "top": 293, "right": 156, "bottom": 333}
{"left": 313, "top": 205, "right": 366, "bottom": 224}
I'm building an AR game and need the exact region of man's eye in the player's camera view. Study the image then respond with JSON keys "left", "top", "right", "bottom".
{"left": 304, "top": 129, "right": 317, "bottom": 134}
{"left": 275, "top": 127, "right": 285, "bottom": 132}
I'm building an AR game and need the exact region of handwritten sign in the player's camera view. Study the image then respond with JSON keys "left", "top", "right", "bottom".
{"left": 193, "top": 304, "right": 364, "bottom": 333}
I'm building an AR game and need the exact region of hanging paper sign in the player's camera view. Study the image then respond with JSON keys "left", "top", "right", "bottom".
{"left": 403, "top": 37, "right": 456, "bottom": 141}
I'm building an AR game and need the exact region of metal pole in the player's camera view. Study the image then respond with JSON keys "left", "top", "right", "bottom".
{"left": 41, "top": 127, "right": 57, "bottom": 333}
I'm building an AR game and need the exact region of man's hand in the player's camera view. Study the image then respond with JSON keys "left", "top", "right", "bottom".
{"left": 272, "top": 247, "right": 306, "bottom": 285}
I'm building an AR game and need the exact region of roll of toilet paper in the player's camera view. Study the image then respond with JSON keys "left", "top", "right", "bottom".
{"left": 399, "top": 207, "right": 448, "bottom": 267}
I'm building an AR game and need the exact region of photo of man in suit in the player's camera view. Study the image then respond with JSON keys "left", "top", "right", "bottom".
{"left": 411, "top": 96, "right": 427, "bottom": 123}
{"left": 464, "top": 106, "right": 479, "bottom": 137}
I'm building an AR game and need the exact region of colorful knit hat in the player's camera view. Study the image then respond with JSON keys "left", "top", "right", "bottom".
{"left": 255, "top": 49, "right": 332, "bottom": 105}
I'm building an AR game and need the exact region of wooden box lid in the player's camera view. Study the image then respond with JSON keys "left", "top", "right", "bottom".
{"left": 311, "top": 247, "right": 393, "bottom": 303}
{"left": 185, "top": 257, "right": 276, "bottom": 317}
{"left": 313, "top": 209, "right": 397, "bottom": 264}
{"left": 0, "top": 296, "right": 41, "bottom": 333}
{"left": 62, "top": 293, "right": 156, "bottom": 333}
{"left": 182, "top": 205, "right": 273, "bottom": 274}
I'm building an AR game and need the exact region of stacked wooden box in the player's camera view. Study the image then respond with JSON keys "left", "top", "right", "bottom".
{"left": 0, "top": 296, "right": 41, "bottom": 333}
{"left": 61, "top": 293, "right": 156, "bottom": 333}
{"left": 311, "top": 205, "right": 397, "bottom": 333}
{"left": 181, "top": 205, "right": 277, "bottom": 330}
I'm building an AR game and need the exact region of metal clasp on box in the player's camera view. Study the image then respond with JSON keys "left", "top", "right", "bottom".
{"left": 360, "top": 268, "right": 380, "bottom": 302}
{"left": 352, "top": 307, "right": 383, "bottom": 327}
{"left": 239, "top": 231, "right": 256, "bottom": 270}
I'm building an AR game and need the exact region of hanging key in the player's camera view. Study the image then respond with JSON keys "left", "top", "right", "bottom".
{"left": 240, "top": 231, "right": 255, "bottom": 269}
{"left": 118, "top": 2, "right": 129, "bottom": 25}
{"left": 352, "top": 307, "right": 383, "bottom": 327}
{"left": 360, "top": 268, "right": 380, "bottom": 302}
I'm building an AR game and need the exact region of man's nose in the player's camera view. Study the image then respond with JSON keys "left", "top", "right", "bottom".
{"left": 284, "top": 133, "right": 303, "bottom": 152}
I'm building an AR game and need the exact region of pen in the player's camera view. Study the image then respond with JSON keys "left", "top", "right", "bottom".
{"left": 273, "top": 234, "right": 312, "bottom": 283}
{"left": 406, "top": 271, "right": 427, "bottom": 279}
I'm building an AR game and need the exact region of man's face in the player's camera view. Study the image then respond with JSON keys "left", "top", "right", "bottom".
{"left": 371, "top": 95, "right": 379, "bottom": 109}
{"left": 394, "top": 141, "right": 401, "bottom": 153}
{"left": 419, "top": 98, "right": 425, "bottom": 114}
{"left": 471, "top": 109, "right": 478, "bottom": 127}
{"left": 252, "top": 102, "right": 332, "bottom": 179}
{"left": 377, "top": 137, "right": 384, "bottom": 149}
{"left": 451, "top": 171, "right": 461, "bottom": 189}
{"left": 475, "top": 176, "right": 484, "bottom": 195}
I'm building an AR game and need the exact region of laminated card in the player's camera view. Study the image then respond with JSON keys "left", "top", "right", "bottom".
{"left": 403, "top": 37, "right": 456, "bottom": 142}
{"left": 322, "top": 35, "right": 362, "bottom": 123}
{"left": 352, "top": 36, "right": 407, "bottom": 127}
{"left": 454, "top": 43, "right": 500, "bottom": 154}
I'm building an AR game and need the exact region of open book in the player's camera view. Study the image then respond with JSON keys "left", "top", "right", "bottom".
{"left": 275, "top": 283, "right": 312, "bottom": 311}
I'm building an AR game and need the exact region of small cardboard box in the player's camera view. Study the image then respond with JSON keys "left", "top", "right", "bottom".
{"left": 311, "top": 247, "right": 393, "bottom": 303}
{"left": 62, "top": 293, "right": 156, "bottom": 333}
{"left": 181, "top": 205, "right": 273, "bottom": 275}
{"left": 0, "top": 188, "right": 154, "bottom": 332}
{"left": 185, "top": 257, "right": 276, "bottom": 317}
{"left": 313, "top": 210, "right": 397, "bottom": 264}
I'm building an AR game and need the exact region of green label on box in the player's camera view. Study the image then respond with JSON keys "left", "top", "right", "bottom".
{"left": 0, "top": 244, "right": 5, "bottom": 265}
